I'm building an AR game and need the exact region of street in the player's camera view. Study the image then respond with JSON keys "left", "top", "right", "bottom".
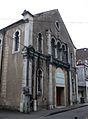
{"left": 0, "top": 106, "right": 88, "bottom": 119}
{"left": 44, "top": 106, "right": 88, "bottom": 119}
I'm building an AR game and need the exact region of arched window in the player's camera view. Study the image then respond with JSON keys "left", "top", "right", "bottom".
{"left": 37, "top": 69, "right": 43, "bottom": 93}
{"left": 38, "top": 33, "right": 43, "bottom": 53}
{"left": 51, "top": 38, "right": 55, "bottom": 57}
{"left": 12, "top": 30, "right": 20, "bottom": 53}
{"left": 15, "top": 31, "right": 19, "bottom": 51}
{"left": 62, "top": 44, "right": 66, "bottom": 62}
{"left": 57, "top": 42, "right": 61, "bottom": 60}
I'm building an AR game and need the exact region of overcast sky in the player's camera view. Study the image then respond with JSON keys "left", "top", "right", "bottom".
{"left": 0, "top": 0, "right": 88, "bottom": 49}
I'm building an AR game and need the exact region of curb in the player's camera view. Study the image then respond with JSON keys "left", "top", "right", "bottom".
{"left": 46, "top": 104, "right": 88, "bottom": 116}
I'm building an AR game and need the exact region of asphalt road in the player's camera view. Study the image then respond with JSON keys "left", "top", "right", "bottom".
{"left": 0, "top": 106, "right": 88, "bottom": 119}
{"left": 43, "top": 106, "right": 88, "bottom": 119}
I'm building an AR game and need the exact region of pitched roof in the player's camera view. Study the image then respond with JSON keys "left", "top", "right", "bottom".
{"left": 76, "top": 48, "right": 88, "bottom": 62}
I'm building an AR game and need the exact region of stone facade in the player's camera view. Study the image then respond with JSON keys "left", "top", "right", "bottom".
{"left": 0, "top": 9, "right": 77, "bottom": 112}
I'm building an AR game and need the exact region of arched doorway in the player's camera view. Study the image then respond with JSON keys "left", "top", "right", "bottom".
{"left": 55, "top": 68, "right": 66, "bottom": 106}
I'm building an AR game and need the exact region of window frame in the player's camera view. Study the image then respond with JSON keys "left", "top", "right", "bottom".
{"left": 61, "top": 44, "right": 66, "bottom": 62}
{"left": 51, "top": 37, "right": 56, "bottom": 57}
{"left": 55, "top": 21, "right": 60, "bottom": 32}
{"left": 70, "top": 52, "right": 73, "bottom": 67}
{"left": 37, "top": 69, "right": 43, "bottom": 95}
{"left": 37, "top": 33, "right": 43, "bottom": 53}
{"left": 57, "top": 41, "right": 61, "bottom": 60}
{"left": 12, "top": 29, "right": 20, "bottom": 54}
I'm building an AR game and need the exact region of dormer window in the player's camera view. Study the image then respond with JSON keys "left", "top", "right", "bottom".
{"left": 55, "top": 21, "right": 60, "bottom": 32}
{"left": 12, "top": 30, "right": 20, "bottom": 53}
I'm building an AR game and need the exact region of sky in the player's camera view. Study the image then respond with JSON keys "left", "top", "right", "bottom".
{"left": 0, "top": 0, "right": 88, "bottom": 49}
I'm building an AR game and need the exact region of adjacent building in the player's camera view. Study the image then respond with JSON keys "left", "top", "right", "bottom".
{"left": 0, "top": 9, "right": 77, "bottom": 112}
{"left": 76, "top": 48, "right": 88, "bottom": 103}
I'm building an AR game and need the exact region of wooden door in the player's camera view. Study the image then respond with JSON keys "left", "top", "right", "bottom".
{"left": 56, "top": 87, "right": 61, "bottom": 106}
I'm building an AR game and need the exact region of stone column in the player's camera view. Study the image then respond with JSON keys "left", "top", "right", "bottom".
{"left": 46, "top": 30, "right": 53, "bottom": 109}
{"left": 69, "top": 70, "right": 72, "bottom": 105}
{"left": 28, "top": 60, "right": 32, "bottom": 94}
{"left": 67, "top": 46, "right": 72, "bottom": 105}
{"left": 76, "top": 72, "right": 78, "bottom": 102}
{"left": 47, "top": 30, "right": 51, "bottom": 54}
{"left": 49, "top": 64, "right": 53, "bottom": 109}
{"left": 20, "top": 10, "right": 33, "bottom": 112}
{"left": 20, "top": 58, "right": 27, "bottom": 112}
{"left": 1, "top": 37, "right": 8, "bottom": 104}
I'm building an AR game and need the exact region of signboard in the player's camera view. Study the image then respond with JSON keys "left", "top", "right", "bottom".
{"left": 56, "top": 72, "right": 65, "bottom": 84}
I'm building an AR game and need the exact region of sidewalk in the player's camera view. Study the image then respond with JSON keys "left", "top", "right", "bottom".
{"left": 0, "top": 103, "right": 88, "bottom": 119}
{"left": 29, "top": 103, "right": 88, "bottom": 118}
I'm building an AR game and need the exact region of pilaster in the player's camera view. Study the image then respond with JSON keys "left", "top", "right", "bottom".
{"left": 1, "top": 37, "right": 9, "bottom": 104}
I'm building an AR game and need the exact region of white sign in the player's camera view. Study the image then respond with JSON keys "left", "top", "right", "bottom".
{"left": 56, "top": 73, "right": 65, "bottom": 84}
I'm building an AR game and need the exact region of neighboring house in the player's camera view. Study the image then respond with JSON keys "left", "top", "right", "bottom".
{"left": 0, "top": 9, "right": 77, "bottom": 112}
{"left": 76, "top": 48, "right": 88, "bottom": 103}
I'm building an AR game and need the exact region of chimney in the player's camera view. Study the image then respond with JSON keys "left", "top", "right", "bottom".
{"left": 22, "top": 10, "right": 33, "bottom": 20}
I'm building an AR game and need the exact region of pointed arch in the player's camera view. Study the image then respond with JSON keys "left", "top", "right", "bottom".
{"left": 12, "top": 29, "right": 20, "bottom": 53}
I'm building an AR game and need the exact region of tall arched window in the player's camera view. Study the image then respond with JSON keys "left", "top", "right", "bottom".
{"left": 12, "top": 30, "right": 20, "bottom": 53}
{"left": 57, "top": 42, "right": 61, "bottom": 60}
{"left": 15, "top": 31, "right": 19, "bottom": 51}
{"left": 51, "top": 38, "right": 55, "bottom": 57}
{"left": 62, "top": 44, "right": 66, "bottom": 62}
{"left": 38, "top": 33, "right": 43, "bottom": 53}
{"left": 37, "top": 69, "right": 43, "bottom": 94}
